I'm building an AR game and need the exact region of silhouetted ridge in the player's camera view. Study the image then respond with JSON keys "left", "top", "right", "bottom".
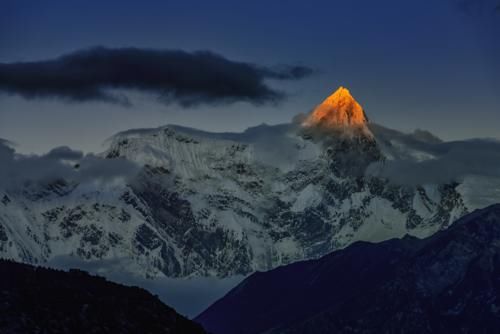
{"left": 197, "top": 204, "right": 500, "bottom": 334}
{"left": 0, "top": 260, "right": 207, "bottom": 333}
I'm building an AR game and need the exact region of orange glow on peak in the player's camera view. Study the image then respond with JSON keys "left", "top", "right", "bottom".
{"left": 302, "top": 86, "right": 368, "bottom": 129}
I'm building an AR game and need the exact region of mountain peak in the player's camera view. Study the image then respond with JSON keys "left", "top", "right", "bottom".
{"left": 302, "top": 86, "right": 369, "bottom": 129}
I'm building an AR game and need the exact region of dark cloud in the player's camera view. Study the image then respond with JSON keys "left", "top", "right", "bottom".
{"left": 0, "top": 138, "right": 13, "bottom": 146}
{"left": 0, "top": 140, "right": 139, "bottom": 188}
{"left": 367, "top": 138, "right": 500, "bottom": 186}
{"left": 0, "top": 47, "right": 313, "bottom": 107}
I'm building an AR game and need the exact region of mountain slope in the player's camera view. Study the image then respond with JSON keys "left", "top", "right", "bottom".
{"left": 0, "top": 259, "right": 206, "bottom": 334}
{"left": 0, "top": 87, "right": 494, "bottom": 278}
{"left": 196, "top": 204, "right": 500, "bottom": 334}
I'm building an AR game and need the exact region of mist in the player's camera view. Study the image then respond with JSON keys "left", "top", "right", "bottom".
{"left": 46, "top": 256, "right": 245, "bottom": 318}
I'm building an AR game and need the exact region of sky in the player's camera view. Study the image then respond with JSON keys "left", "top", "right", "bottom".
{"left": 1, "top": 0, "right": 499, "bottom": 154}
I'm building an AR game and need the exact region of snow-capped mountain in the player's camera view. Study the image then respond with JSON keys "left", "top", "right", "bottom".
{"left": 0, "top": 87, "right": 496, "bottom": 278}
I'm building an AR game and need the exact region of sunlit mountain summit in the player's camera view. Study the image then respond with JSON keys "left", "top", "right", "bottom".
{"left": 303, "top": 86, "right": 368, "bottom": 129}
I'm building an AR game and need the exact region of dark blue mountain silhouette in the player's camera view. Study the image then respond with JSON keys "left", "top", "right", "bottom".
{"left": 196, "top": 204, "right": 500, "bottom": 334}
{"left": 0, "top": 260, "right": 206, "bottom": 333}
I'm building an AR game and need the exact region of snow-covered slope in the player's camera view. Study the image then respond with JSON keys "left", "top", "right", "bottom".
{"left": 0, "top": 87, "right": 496, "bottom": 278}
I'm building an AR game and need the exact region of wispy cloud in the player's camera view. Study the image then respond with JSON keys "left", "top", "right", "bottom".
{"left": 367, "top": 137, "right": 500, "bottom": 186}
{"left": 0, "top": 140, "right": 139, "bottom": 188}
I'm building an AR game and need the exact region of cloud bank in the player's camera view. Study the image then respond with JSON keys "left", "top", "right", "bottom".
{"left": 0, "top": 140, "right": 139, "bottom": 188}
{"left": 367, "top": 138, "right": 500, "bottom": 186}
{"left": 0, "top": 47, "right": 313, "bottom": 107}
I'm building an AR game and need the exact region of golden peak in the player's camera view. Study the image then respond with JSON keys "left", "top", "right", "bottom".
{"left": 303, "top": 86, "right": 368, "bottom": 128}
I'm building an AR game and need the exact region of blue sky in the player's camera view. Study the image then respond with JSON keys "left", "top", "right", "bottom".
{"left": 1, "top": 0, "right": 499, "bottom": 153}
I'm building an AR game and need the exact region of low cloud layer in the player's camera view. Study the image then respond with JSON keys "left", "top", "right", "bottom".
{"left": 0, "top": 140, "right": 139, "bottom": 188}
{"left": 0, "top": 47, "right": 313, "bottom": 107}
{"left": 46, "top": 256, "right": 244, "bottom": 318}
{"left": 367, "top": 138, "right": 500, "bottom": 186}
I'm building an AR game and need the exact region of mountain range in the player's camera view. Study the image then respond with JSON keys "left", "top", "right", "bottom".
{"left": 196, "top": 204, "right": 500, "bottom": 334}
{"left": 0, "top": 87, "right": 498, "bottom": 279}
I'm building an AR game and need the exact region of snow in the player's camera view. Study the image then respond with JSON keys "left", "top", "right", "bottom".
{"left": 344, "top": 197, "right": 408, "bottom": 244}
{"left": 458, "top": 175, "right": 500, "bottom": 210}
{"left": 0, "top": 122, "right": 496, "bottom": 279}
{"left": 291, "top": 185, "right": 322, "bottom": 212}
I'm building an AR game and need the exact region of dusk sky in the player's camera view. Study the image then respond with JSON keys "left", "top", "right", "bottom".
{"left": 1, "top": 0, "right": 499, "bottom": 154}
